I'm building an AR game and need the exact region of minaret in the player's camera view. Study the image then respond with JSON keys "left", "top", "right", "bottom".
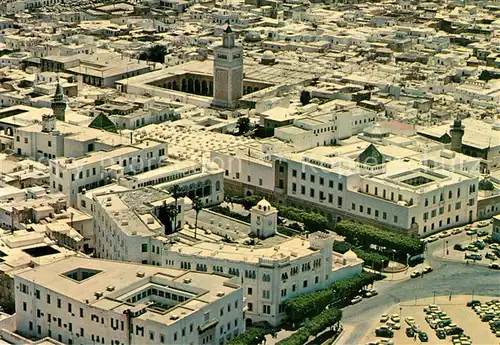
{"left": 51, "top": 82, "right": 66, "bottom": 122}
{"left": 213, "top": 24, "right": 243, "bottom": 108}
{"left": 450, "top": 115, "right": 464, "bottom": 153}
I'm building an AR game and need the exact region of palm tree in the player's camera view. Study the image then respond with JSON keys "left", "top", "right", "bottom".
{"left": 170, "top": 185, "right": 182, "bottom": 231}
{"left": 193, "top": 197, "right": 203, "bottom": 240}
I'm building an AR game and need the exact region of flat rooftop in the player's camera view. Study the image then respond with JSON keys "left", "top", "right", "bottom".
{"left": 16, "top": 257, "right": 240, "bottom": 325}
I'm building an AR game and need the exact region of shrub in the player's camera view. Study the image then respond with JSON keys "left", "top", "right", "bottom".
{"left": 335, "top": 221, "right": 423, "bottom": 260}
{"left": 227, "top": 327, "right": 270, "bottom": 345}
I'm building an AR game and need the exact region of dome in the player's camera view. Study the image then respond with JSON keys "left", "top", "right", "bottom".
{"left": 262, "top": 50, "right": 275, "bottom": 60}
{"left": 206, "top": 162, "right": 220, "bottom": 172}
{"left": 343, "top": 249, "right": 358, "bottom": 263}
{"left": 363, "top": 123, "right": 390, "bottom": 138}
{"left": 256, "top": 198, "right": 272, "bottom": 211}
{"left": 492, "top": 121, "right": 500, "bottom": 131}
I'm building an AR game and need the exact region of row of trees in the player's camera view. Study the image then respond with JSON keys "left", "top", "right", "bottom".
{"left": 227, "top": 327, "right": 270, "bottom": 345}
{"left": 284, "top": 272, "right": 378, "bottom": 324}
{"left": 226, "top": 196, "right": 330, "bottom": 232}
{"left": 334, "top": 221, "right": 424, "bottom": 261}
{"left": 276, "top": 308, "right": 342, "bottom": 345}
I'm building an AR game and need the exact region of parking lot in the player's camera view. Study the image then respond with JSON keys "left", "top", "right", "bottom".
{"left": 360, "top": 295, "right": 499, "bottom": 345}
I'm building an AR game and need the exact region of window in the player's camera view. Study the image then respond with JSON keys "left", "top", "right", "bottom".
{"left": 367, "top": 207, "right": 371, "bottom": 215}
{"left": 292, "top": 183, "right": 297, "bottom": 193}
{"left": 301, "top": 172, "right": 306, "bottom": 180}
{"left": 24, "top": 138, "right": 28, "bottom": 144}
{"left": 80, "top": 308, "right": 83, "bottom": 318}
{"left": 310, "top": 188, "right": 315, "bottom": 198}
{"left": 303, "top": 280, "right": 308, "bottom": 288}
{"left": 248, "top": 303, "right": 253, "bottom": 312}
{"left": 23, "top": 302, "right": 27, "bottom": 311}
{"left": 247, "top": 175, "right": 251, "bottom": 182}
{"left": 292, "top": 169, "right": 297, "bottom": 177}
{"left": 319, "top": 177, "right": 324, "bottom": 185}
{"left": 383, "top": 212, "right": 387, "bottom": 220}
{"left": 141, "top": 244, "right": 148, "bottom": 252}
{"left": 47, "top": 294, "right": 51, "bottom": 304}
{"left": 352, "top": 203, "right": 356, "bottom": 210}
{"left": 57, "top": 298, "right": 61, "bottom": 308}
{"left": 35, "top": 289, "right": 40, "bottom": 299}
{"left": 263, "top": 305, "right": 271, "bottom": 314}
{"left": 310, "top": 175, "right": 315, "bottom": 183}
{"left": 329, "top": 180, "right": 334, "bottom": 188}
{"left": 423, "top": 212, "right": 428, "bottom": 221}
{"left": 68, "top": 303, "right": 72, "bottom": 313}
{"left": 301, "top": 185, "right": 305, "bottom": 195}
{"left": 235, "top": 172, "right": 240, "bottom": 179}
{"left": 394, "top": 215, "right": 398, "bottom": 223}
{"left": 337, "top": 196, "right": 342, "bottom": 207}
{"left": 279, "top": 166, "right": 284, "bottom": 173}
{"left": 375, "top": 210, "right": 379, "bottom": 217}
{"left": 359, "top": 205, "right": 364, "bottom": 213}
{"left": 455, "top": 202, "right": 461, "bottom": 210}
{"left": 431, "top": 210, "right": 436, "bottom": 218}
{"left": 48, "top": 141, "right": 52, "bottom": 147}
{"left": 338, "top": 183, "right": 343, "bottom": 191}
{"left": 247, "top": 287, "right": 252, "bottom": 295}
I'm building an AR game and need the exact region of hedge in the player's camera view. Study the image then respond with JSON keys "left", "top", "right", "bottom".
{"left": 210, "top": 206, "right": 250, "bottom": 223}
{"left": 276, "top": 308, "right": 342, "bottom": 345}
{"left": 227, "top": 327, "right": 270, "bottom": 345}
{"left": 335, "top": 221, "right": 423, "bottom": 260}
{"left": 285, "top": 272, "right": 377, "bottom": 324}
{"left": 276, "top": 205, "right": 329, "bottom": 232}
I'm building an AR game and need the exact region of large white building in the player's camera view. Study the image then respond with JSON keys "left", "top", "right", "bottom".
{"left": 49, "top": 139, "right": 167, "bottom": 205}
{"left": 14, "top": 257, "right": 245, "bottom": 345}
{"left": 93, "top": 188, "right": 185, "bottom": 264}
{"left": 273, "top": 144, "right": 479, "bottom": 236}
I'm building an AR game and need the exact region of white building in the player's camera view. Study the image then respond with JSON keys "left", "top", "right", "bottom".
{"left": 118, "top": 160, "right": 225, "bottom": 206}
{"left": 93, "top": 188, "right": 185, "bottom": 264}
{"left": 273, "top": 143, "right": 479, "bottom": 236}
{"left": 49, "top": 139, "right": 167, "bottom": 205}
{"left": 159, "top": 229, "right": 363, "bottom": 326}
{"left": 14, "top": 257, "right": 245, "bottom": 345}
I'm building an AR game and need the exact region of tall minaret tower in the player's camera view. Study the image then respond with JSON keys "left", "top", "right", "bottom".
{"left": 213, "top": 25, "right": 243, "bottom": 108}
{"left": 450, "top": 115, "right": 465, "bottom": 153}
{"left": 51, "top": 82, "right": 66, "bottom": 122}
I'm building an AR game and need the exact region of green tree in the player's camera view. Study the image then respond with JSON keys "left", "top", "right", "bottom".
{"left": 479, "top": 179, "right": 494, "bottom": 191}
{"left": 170, "top": 185, "right": 183, "bottom": 231}
{"left": 193, "top": 196, "right": 203, "bottom": 240}
{"left": 236, "top": 117, "right": 251, "bottom": 135}
{"left": 139, "top": 45, "right": 167, "bottom": 64}
{"left": 300, "top": 90, "right": 311, "bottom": 106}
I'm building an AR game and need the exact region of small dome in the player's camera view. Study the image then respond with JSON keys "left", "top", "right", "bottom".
{"left": 256, "top": 198, "right": 272, "bottom": 211}
{"left": 343, "top": 249, "right": 358, "bottom": 263}
{"left": 206, "top": 162, "right": 220, "bottom": 172}
{"left": 262, "top": 50, "right": 275, "bottom": 60}
{"left": 363, "top": 123, "right": 390, "bottom": 138}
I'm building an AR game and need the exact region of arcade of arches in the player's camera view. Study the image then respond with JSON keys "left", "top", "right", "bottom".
{"left": 147, "top": 73, "right": 271, "bottom": 97}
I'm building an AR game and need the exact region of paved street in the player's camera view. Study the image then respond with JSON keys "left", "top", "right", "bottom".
{"left": 341, "top": 222, "right": 500, "bottom": 345}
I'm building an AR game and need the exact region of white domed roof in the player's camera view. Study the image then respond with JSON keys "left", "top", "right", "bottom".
{"left": 343, "top": 249, "right": 358, "bottom": 262}
{"left": 262, "top": 50, "right": 275, "bottom": 60}
{"left": 256, "top": 198, "right": 272, "bottom": 210}
{"left": 492, "top": 121, "right": 500, "bottom": 131}
{"left": 206, "top": 162, "right": 220, "bottom": 172}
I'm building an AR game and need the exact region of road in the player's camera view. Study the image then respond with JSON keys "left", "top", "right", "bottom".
{"left": 341, "top": 223, "right": 500, "bottom": 344}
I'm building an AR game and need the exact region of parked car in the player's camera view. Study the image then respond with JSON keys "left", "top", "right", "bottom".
{"left": 466, "top": 244, "right": 478, "bottom": 252}
{"left": 411, "top": 271, "right": 421, "bottom": 278}
{"left": 467, "top": 300, "right": 481, "bottom": 307}
{"left": 405, "top": 316, "right": 416, "bottom": 325}
{"left": 465, "top": 253, "right": 483, "bottom": 260}
{"left": 465, "top": 224, "right": 473, "bottom": 230}
{"left": 436, "top": 329, "right": 446, "bottom": 339}
{"left": 351, "top": 295, "right": 363, "bottom": 304}
{"left": 466, "top": 228, "right": 478, "bottom": 235}
{"left": 451, "top": 228, "right": 463, "bottom": 235}
{"left": 380, "top": 314, "right": 389, "bottom": 322}
{"left": 364, "top": 289, "right": 378, "bottom": 298}
{"left": 474, "top": 240, "right": 486, "bottom": 249}
{"left": 405, "top": 327, "right": 415, "bottom": 337}
{"left": 486, "top": 252, "right": 497, "bottom": 260}
{"left": 418, "top": 332, "right": 429, "bottom": 342}
{"left": 375, "top": 326, "right": 394, "bottom": 338}
{"left": 427, "top": 235, "right": 439, "bottom": 242}
{"left": 478, "top": 230, "right": 489, "bottom": 237}
{"left": 423, "top": 266, "right": 433, "bottom": 274}
{"left": 489, "top": 263, "right": 500, "bottom": 270}
{"left": 439, "top": 231, "right": 451, "bottom": 238}
{"left": 390, "top": 314, "right": 400, "bottom": 322}
{"left": 490, "top": 243, "right": 500, "bottom": 250}
{"left": 478, "top": 221, "right": 489, "bottom": 227}
{"left": 454, "top": 244, "right": 466, "bottom": 251}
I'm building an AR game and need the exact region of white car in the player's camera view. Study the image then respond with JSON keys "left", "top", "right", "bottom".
{"left": 439, "top": 231, "right": 451, "bottom": 238}
{"left": 351, "top": 295, "right": 363, "bottom": 304}
{"left": 427, "top": 235, "right": 439, "bottom": 242}
{"left": 405, "top": 316, "right": 416, "bottom": 325}
{"left": 478, "top": 221, "right": 489, "bottom": 228}
{"left": 380, "top": 314, "right": 389, "bottom": 322}
{"left": 391, "top": 314, "right": 400, "bottom": 322}
{"left": 451, "top": 228, "right": 463, "bottom": 235}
